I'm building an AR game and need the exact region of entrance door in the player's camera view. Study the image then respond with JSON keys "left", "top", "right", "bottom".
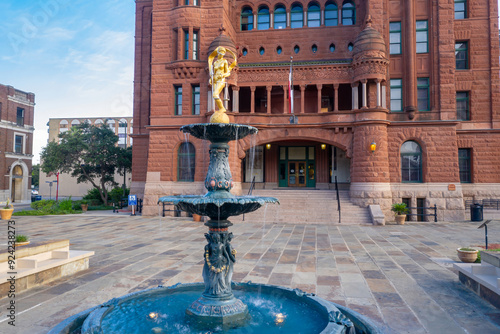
{"left": 288, "top": 161, "right": 306, "bottom": 187}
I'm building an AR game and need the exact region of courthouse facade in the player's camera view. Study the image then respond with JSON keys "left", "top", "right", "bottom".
{"left": 132, "top": 0, "right": 500, "bottom": 220}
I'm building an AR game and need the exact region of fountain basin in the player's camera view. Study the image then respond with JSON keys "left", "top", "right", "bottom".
{"left": 48, "top": 282, "right": 382, "bottom": 334}
{"left": 181, "top": 123, "right": 257, "bottom": 142}
{"left": 158, "top": 194, "right": 279, "bottom": 220}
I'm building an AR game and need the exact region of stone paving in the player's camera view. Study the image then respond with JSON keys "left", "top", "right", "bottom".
{"left": 1, "top": 213, "right": 500, "bottom": 333}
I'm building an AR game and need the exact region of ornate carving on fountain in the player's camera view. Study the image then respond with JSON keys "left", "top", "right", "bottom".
{"left": 204, "top": 143, "right": 233, "bottom": 192}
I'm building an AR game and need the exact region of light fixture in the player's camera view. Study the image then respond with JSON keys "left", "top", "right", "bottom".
{"left": 370, "top": 141, "right": 376, "bottom": 153}
{"left": 266, "top": 143, "right": 271, "bottom": 150}
{"left": 321, "top": 144, "right": 326, "bottom": 150}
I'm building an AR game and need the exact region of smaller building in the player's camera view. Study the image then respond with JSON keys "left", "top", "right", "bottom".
{"left": 0, "top": 84, "right": 35, "bottom": 203}
{"left": 39, "top": 117, "right": 133, "bottom": 199}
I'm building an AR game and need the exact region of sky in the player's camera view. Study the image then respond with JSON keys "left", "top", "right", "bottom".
{"left": 0, "top": 0, "right": 135, "bottom": 163}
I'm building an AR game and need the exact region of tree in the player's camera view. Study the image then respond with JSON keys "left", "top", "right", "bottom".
{"left": 32, "top": 163, "right": 40, "bottom": 188}
{"left": 41, "top": 123, "right": 132, "bottom": 205}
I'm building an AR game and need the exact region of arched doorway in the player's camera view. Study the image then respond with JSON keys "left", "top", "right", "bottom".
{"left": 11, "top": 165, "right": 24, "bottom": 202}
{"left": 242, "top": 141, "right": 351, "bottom": 189}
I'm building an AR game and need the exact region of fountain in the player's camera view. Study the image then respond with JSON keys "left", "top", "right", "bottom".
{"left": 48, "top": 46, "right": 382, "bottom": 334}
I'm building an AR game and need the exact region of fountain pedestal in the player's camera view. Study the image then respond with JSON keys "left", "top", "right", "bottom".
{"left": 186, "top": 220, "right": 249, "bottom": 328}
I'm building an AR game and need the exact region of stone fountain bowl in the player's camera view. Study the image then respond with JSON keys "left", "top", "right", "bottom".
{"left": 181, "top": 123, "right": 257, "bottom": 142}
{"left": 48, "top": 282, "right": 383, "bottom": 334}
{"left": 158, "top": 194, "right": 279, "bottom": 220}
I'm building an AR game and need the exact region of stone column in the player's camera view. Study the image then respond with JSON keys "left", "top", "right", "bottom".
{"left": 300, "top": 85, "right": 306, "bottom": 113}
{"left": 188, "top": 27, "right": 194, "bottom": 59}
{"left": 232, "top": 86, "right": 239, "bottom": 112}
{"left": 316, "top": 84, "right": 322, "bottom": 113}
{"left": 177, "top": 29, "right": 183, "bottom": 60}
{"left": 404, "top": 0, "right": 417, "bottom": 114}
{"left": 207, "top": 88, "right": 213, "bottom": 113}
{"left": 266, "top": 86, "right": 272, "bottom": 114}
{"left": 250, "top": 86, "right": 256, "bottom": 113}
{"left": 361, "top": 79, "right": 367, "bottom": 109}
{"left": 224, "top": 85, "right": 229, "bottom": 110}
{"left": 283, "top": 85, "right": 288, "bottom": 113}
{"left": 351, "top": 82, "right": 359, "bottom": 110}
{"left": 381, "top": 83, "right": 387, "bottom": 109}
{"left": 333, "top": 84, "right": 339, "bottom": 112}
{"left": 376, "top": 79, "right": 382, "bottom": 107}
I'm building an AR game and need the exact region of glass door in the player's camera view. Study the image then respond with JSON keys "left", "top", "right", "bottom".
{"left": 288, "top": 161, "right": 306, "bottom": 187}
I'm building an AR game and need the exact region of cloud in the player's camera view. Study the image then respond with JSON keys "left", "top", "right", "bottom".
{"left": 39, "top": 26, "right": 76, "bottom": 40}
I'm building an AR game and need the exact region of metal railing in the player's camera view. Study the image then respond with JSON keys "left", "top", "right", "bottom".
{"left": 406, "top": 204, "right": 438, "bottom": 222}
{"left": 137, "top": 198, "right": 143, "bottom": 214}
{"left": 243, "top": 176, "right": 256, "bottom": 222}
{"left": 335, "top": 176, "right": 341, "bottom": 224}
{"left": 465, "top": 199, "right": 500, "bottom": 210}
{"left": 161, "top": 202, "right": 182, "bottom": 217}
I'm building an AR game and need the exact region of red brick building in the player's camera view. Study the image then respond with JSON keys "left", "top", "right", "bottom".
{"left": 0, "top": 84, "right": 35, "bottom": 203}
{"left": 132, "top": 0, "right": 500, "bottom": 221}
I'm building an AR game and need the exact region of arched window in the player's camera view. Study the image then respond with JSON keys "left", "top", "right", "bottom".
{"left": 291, "top": 4, "right": 303, "bottom": 28}
{"left": 307, "top": 3, "right": 320, "bottom": 27}
{"left": 71, "top": 119, "right": 80, "bottom": 127}
{"left": 257, "top": 6, "right": 270, "bottom": 30}
{"left": 59, "top": 120, "right": 68, "bottom": 133}
{"left": 325, "top": 2, "right": 338, "bottom": 26}
{"left": 118, "top": 119, "right": 127, "bottom": 147}
{"left": 342, "top": 1, "right": 355, "bottom": 25}
{"left": 401, "top": 141, "right": 422, "bottom": 182}
{"left": 178, "top": 142, "right": 195, "bottom": 182}
{"left": 95, "top": 119, "right": 103, "bottom": 126}
{"left": 241, "top": 7, "right": 253, "bottom": 31}
{"left": 107, "top": 119, "right": 115, "bottom": 132}
{"left": 274, "top": 5, "right": 286, "bottom": 29}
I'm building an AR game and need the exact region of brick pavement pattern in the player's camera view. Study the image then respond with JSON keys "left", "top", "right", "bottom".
{"left": 1, "top": 215, "right": 500, "bottom": 333}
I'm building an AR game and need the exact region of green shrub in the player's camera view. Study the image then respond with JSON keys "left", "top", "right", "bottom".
{"left": 88, "top": 205, "right": 114, "bottom": 211}
{"left": 391, "top": 203, "right": 409, "bottom": 215}
{"left": 109, "top": 187, "right": 129, "bottom": 204}
{"left": 58, "top": 198, "right": 73, "bottom": 211}
{"left": 83, "top": 188, "right": 103, "bottom": 205}
{"left": 16, "top": 235, "right": 28, "bottom": 242}
{"left": 72, "top": 202, "right": 82, "bottom": 211}
{"left": 31, "top": 199, "right": 56, "bottom": 210}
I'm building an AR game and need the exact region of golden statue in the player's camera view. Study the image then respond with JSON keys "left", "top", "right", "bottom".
{"left": 208, "top": 46, "right": 237, "bottom": 123}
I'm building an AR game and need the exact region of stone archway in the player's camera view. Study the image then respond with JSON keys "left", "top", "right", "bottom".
{"left": 9, "top": 161, "right": 29, "bottom": 203}
{"left": 236, "top": 127, "right": 353, "bottom": 188}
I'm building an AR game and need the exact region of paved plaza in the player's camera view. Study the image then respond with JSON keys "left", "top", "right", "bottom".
{"left": 1, "top": 213, "right": 500, "bottom": 333}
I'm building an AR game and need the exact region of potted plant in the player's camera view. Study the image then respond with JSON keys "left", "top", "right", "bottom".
{"left": 391, "top": 202, "right": 409, "bottom": 225}
{"left": 81, "top": 200, "right": 89, "bottom": 212}
{"left": 15, "top": 234, "right": 30, "bottom": 246}
{"left": 457, "top": 247, "right": 479, "bottom": 263}
{"left": 192, "top": 213, "right": 202, "bottom": 222}
{"left": 0, "top": 198, "right": 14, "bottom": 220}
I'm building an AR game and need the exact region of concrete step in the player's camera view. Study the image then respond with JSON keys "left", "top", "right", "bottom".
{"left": 232, "top": 189, "right": 372, "bottom": 224}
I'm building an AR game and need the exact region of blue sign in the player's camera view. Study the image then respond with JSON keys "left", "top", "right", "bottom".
{"left": 128, "top": 195, "right": 137, "bottom": 206}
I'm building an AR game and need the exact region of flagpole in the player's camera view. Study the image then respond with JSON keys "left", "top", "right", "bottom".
{"left": 289, "top": 56, "right": 293, "bottom": 114}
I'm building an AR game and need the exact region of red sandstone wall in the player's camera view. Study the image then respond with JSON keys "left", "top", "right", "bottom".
{"left": 458, "top": 132, "right": 500, "bottom": 183}
{"left": 387, "top": 125, "right": 460, "bottom": 183}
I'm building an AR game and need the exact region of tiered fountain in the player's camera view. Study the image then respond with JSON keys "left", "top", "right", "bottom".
{"left": 49, "top": 46, "right": 381, "bottom": 334}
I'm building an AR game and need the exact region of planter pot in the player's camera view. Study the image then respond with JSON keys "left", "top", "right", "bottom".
{"left": 395, "top": 214, "right": 406, "bottom": 225}
{"left": 15, "top": 241, "right": 30, "bottom": 247}
{"left": 457, "top": 248, "right": 478, "bottom": 263}
{"left": 192, "top": 214, "right": 202, "bottom": 222}
{"left": 81, "top": 204, "right": 88, "bottom": 212}
{"left": 0, "top": 208, "right": 14, "bottom": 220}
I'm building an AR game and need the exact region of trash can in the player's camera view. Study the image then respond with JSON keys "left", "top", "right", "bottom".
{"left": 471, "top": 203, "right": 483, "bottom": 221}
